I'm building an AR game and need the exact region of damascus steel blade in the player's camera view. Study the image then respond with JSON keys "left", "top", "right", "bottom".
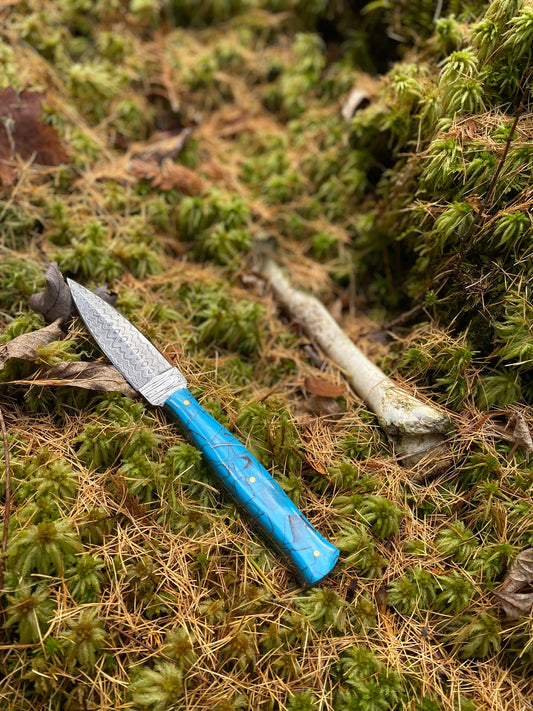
{"left": 68, "top": 280, "right": 187, "bottom": 405}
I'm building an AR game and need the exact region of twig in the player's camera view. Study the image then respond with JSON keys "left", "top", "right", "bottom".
{"left": 0, "top": 406, "right": 12, "bottom": 594}
{"left": 433, "top": 0, "right": 444, "bottom": 23}
{"left": 260, "top": 255, "right": 453, "bottom": 475}
{"left": 383, "top": 302, "right": 425, "bottom": 330}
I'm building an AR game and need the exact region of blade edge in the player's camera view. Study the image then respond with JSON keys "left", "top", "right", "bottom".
{"left": 68, "top": 279, "right": 187, "bottom": 405}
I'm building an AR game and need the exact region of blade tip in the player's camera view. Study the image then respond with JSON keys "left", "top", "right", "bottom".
{"left": 66, "top": 278, "right": 86, "bottom": 302}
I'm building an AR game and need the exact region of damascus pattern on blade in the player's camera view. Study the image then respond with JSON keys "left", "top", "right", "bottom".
{"left": 68, "top": 280, "right": 187, "bottom": 404}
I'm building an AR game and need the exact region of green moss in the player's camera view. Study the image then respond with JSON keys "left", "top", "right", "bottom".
{"left": 62, "top": 608, "right": 108, "bottom": 669}
{"left": 165, "top": 0, "right": 247, "bottom": 27}
{"left": 296, "top": 587, "right": 345, "bottom": 632}
{"left": 388, "top": 567, "right": 438, "bottom": 616}
{"left": 335, "top": 644, "right": 405, "bottom": 710}
{"left": 443, "top": 611, "right": 501, "bottom": 659}
{"left": 7, "top": 519, "right": 82, "bottom": 578}
{"left": 194, "top": 226, "right": 252, "bottom": 265}
{"left": 2, "top": 1, "right": 533, "bottom": 707}
{"left": 177, "top": 283, "right": 266, "bottom": 355}
{"left": 0, "top": 258, "right": 42, "bottom": 310}
{"left": 5, "top": 584, "right": 57, "bottom": 644}
{"left": 236, "top": 400, "right": 302, "bottom": 472}
{"left": 68, "top": 61, "right": 130, "bottom": 121}
{"left": 359, "top": 495, "right": 405, "bottom": 540}
{"left": 336, "top": 524, "right": 387, "bottom": 577}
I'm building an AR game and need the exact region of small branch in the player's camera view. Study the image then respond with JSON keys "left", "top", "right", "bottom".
{"left": 261, "top": 256, "right": 453, "bottom": 474}
{"left": 0, "top": 406, "right": 12, "bottom": 594}
{"left": 383, "top": 302, "right": 425, "bottom": 330}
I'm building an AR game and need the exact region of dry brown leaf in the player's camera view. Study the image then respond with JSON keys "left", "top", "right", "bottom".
{"left": 494, "top": 591, "right": 533, "bottom": 620}
{"left": 92, "top": 285, "right": 118, "bottom": 307}
{"left": 304, "top": 376, "right": 345, "bottom": 398}
{"left": 130, "top": 128, "right": 191, "bottom": 162}
{"left": 303, "top": 378, "right": 344, "bottom": 419}
{"left": 340, "top": 75, "right": 379, "bottom": 122}
{"left": 0, "top": 319, "right": 64, "bottom": 369}
{"left": 0, "top": 88, "right": 69, "bottom": 186}
{"left": 130, "top": 158, "right": 204, "bottom": 195}
{"left": 29, "top": 262, "right": 74, "bottom": 323}
{"left": 510, "top": 413, "right": 533, "bottom": 453}
{"left": 483, "top": 410, "right": 533, "bottom": 457}
{"left": 494, "top": 548, "right": 533, "bottom": 618}
{"left": 83, "top": 128, "right": 202, "bottom": 194}
{"left": 305, "top": 393, "right": 344, "bottom": 419}
{"left": 446, "top": 118, "right": 482, "bottom": 141}
{"left": 110, "top": 472, "right": 147, "bottom": 518}
{"left": 28, "top": 361, "right": 137, "bottom": 398}
{"left": 30, "top": 264, "right": 118, "bottom": 322}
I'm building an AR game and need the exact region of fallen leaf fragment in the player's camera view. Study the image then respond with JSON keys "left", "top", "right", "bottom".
{"left": 91, "top": 285, "right": 118, "bottom": 307}
{"left": 22, "top": 361, "right": 137, "bottom": 398}
{"left": 131, "top": 128, "right": 191, "bottom": 162}
{"left": 81, "top": 127, "right": 202, "bottom": 195}
{"left": 446, "top": 118, "right": 482, "bottom": 141}
{"left": 305, "top": 394, "right": 344, "bottom": 419}
{"left": 303, "top": 377, "right": 344, "bottom": 419}
{"left": 29, "top": 262, "right": 74, "bottom": 323}
{"left": 0, "top": 88, "right": 69, "bottom": 186}
{"left": 130, "top": 158, "right": 204, "bottom": 194}
{"left": 304, "top": 376, "right": 345, "bottom": 398}
{"left": 0, "top": 319, "right": 64, "bottom": 370}
{"left": 494, "top": 548, "right": 533, "bottom": 619}
{"left": 494, "top": 591, "right": 533, "bottom": 620}
{"left": 30, "top": 264, "right": 118, "bottom": 322}
{"left": 509, "top": 413, "right": 533, "bottom": 456}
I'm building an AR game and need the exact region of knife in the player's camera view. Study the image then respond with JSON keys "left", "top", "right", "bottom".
{"left": 68, "top": 279, "right": 339, "bottom": 586}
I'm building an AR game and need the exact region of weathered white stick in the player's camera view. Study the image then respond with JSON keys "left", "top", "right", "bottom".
{"left": 262, "top": 257, "right": 453, "bottom": 471}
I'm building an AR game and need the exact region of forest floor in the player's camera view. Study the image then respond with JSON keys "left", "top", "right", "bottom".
{"left": 1, "top": 2, "right": 533, "bottom": 710}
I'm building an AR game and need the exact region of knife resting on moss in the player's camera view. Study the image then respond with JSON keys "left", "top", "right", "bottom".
{"left": 68, "top": 279, "right": 339, "bottom": 586}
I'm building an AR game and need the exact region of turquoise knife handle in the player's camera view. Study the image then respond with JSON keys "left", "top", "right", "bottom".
{"left": 164, "top": 388, "right": 339, "bottom": 586}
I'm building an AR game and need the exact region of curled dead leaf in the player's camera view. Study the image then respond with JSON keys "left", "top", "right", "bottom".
{"left": 15, "top": 361, "right": 137, "bottom": 398}
{"left": 80, "top": 128, "right": 200, "bottom": 194}
{"left": 29, "top": 262, "right": 74, "bottom": 323}
{"left": 493, "top": 590, "right": 533, "bottom": 620}
{"left": 92, "top": 285, "right": 118, "bottom": 307}
{"left": 494, "top": 548, "right": 533, "bottom": 619}
{"left": 509, "top": 413, "right": 533, "bottom": 455}
{"left": 30, "top": 264, "right": 118, "bottom": 322}
{"left": 340, "top": 76, "right": 379, "bottom": 123}
{"left": 305, "top": 393, "right": 344, "bottom": 419}
{"left": 304, "top": 376, "right": 345, "bottom": 398}
{"left": 130, "top": 158, "right": 204, "bottom": 195}
{"left": 131, "top": 128, "right": 191, "bottom": 162}
{"left": 0, "top": 88, "right": 69, "bottom": 186}
{"left": 303, "top": 377, "right": 344, "bottom": 419}
{"left": 0, "top": 319, "right": 64, "bottom": 370}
